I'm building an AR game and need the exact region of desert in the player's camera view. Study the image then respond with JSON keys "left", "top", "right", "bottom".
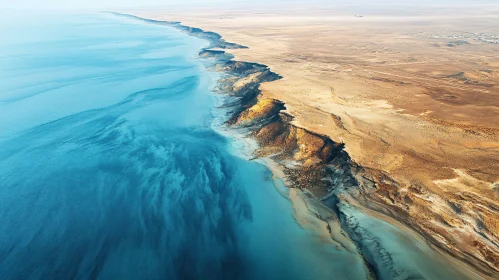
{"left": 131, "top": 1, "right": 499, "bottom": 277}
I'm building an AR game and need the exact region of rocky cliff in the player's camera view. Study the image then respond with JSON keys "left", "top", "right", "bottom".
{"left": 205, "top": 49, "right": 499, "bottom": 278}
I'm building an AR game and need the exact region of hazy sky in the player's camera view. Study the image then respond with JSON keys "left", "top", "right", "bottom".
{"left": 0, "top": 0, "right": 492, "bottom": 10}
{"left": 0, "top": 0, "right": 226, "bottom": 10}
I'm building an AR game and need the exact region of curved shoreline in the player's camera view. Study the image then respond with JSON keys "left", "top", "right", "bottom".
{"left": 111, "top": 12, "right": 496, "bottom": 280}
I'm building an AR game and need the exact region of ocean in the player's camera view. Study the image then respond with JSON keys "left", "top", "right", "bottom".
{"left": 0, "top": 13, "right": 471, "bottom": 280}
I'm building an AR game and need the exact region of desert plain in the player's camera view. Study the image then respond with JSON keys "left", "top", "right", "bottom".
{"left": 131, "top": 1, "right": 499, "bottom": 277}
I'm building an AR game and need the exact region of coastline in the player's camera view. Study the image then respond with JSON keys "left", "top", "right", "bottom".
{"left": 112, "top": 12, "right": 496, "bottom": 280}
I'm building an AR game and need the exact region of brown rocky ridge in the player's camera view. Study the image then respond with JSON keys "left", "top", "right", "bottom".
{"left": 204, "top": 46, "right": 499, "bottom": 280}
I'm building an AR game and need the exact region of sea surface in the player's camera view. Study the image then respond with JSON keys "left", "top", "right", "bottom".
{"left": 0, "top": 13, "right": 470, "bottom": 280}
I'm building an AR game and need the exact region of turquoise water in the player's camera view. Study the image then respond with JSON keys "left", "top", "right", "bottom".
{"left": 0, "top": 13, "right": 368, "bottom": 280}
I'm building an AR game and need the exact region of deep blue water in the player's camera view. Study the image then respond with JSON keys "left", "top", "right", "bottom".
{"left": 0, "top": 13, "right": 369, "bottom": 280}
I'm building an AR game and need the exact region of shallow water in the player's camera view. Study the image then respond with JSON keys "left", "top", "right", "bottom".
{"left": 0, "top": 13, "right": 368, "bottom": 280}
{"left": 338, "top": 202, "right": 470, "bottom": 280}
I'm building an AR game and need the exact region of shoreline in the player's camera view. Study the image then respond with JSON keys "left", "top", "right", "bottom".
{"left": 112, "top": 12, "right": 496, "bottom": 280}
